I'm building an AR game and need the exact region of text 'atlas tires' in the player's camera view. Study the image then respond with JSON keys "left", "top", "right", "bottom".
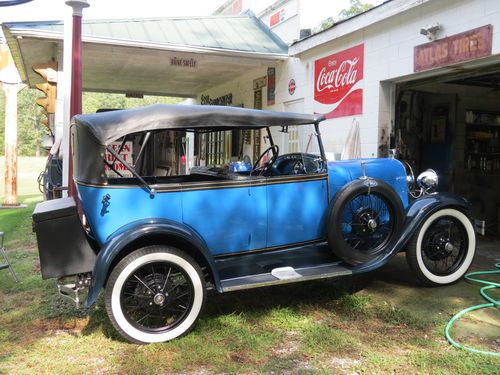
{"left": 105, "top": 246, "right": 206, "bottom": 344}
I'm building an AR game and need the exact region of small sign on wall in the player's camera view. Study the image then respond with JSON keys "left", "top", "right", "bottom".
{"left": 267, "top": 67, "right": 276, "bottom": 106}
{"left": 253, "top": 76, "right": 267, "bottom": 90}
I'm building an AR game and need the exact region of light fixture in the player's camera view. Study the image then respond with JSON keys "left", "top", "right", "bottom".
{"left": 420, "top": 23, "right": 441, "bottom": 41}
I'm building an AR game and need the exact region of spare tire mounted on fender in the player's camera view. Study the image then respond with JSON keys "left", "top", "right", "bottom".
{"left": 327, "top": 178, "right": 405, "bottom": 266}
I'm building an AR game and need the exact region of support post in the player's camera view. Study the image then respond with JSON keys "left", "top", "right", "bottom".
{"left": 1, "top": 82, "right": 25, "bottom": 207}
{"left": 65, "top": 0, "right": 89, "bottom": 197}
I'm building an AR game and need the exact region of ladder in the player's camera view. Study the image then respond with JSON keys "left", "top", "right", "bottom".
{"left": 0, "top": 232, "right": 19, "bottom": 282}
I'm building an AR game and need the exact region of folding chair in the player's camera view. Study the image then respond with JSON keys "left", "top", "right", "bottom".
{"left": 0, "top": 232, "right": 19, "bottom": 282}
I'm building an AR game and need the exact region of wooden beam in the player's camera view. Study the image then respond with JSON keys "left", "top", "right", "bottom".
{"left": 1, "top": 82, "right": 26, "bottom": 206}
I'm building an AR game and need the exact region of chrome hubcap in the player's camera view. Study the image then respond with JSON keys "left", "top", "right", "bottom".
{"left": 367, "top": 219, "right": 378, "bottom": 230}
{"left": 153, "top": 293, "right": 166, "bottom": 305}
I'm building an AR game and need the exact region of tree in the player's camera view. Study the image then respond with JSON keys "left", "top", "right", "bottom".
{"left": 314, "top": 0, "right": 374, "bottom": 33}
{"left": 338, "top": 0, "right": 374, "bottom": 20}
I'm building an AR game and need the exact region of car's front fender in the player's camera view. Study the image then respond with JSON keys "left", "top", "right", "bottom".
{"left": 85, "top": 218, "right": 220, "bottom": 307}
{"left": 351, "top": 192, "right": 472, "bottom": 274}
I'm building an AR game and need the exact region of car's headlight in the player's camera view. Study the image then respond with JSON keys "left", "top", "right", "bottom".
{"left": 416, "top": 169, "right": 439, "bottom": 192}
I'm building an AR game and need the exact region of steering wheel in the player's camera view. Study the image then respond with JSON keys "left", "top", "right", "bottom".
{"left": 251, "top": 145, "right": 279, "bottom": 176}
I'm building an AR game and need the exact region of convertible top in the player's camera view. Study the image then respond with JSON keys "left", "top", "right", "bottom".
{"left": 73, "top": 104, "right": 326, "bottom": 145}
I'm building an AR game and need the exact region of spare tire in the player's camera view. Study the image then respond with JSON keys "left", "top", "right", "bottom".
{"left": 327, "top": 178, "right": 405, "bottom": 266}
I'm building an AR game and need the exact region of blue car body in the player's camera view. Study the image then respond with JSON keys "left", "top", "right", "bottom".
{"left": 32, "top": 105, "right": 473, "bottom": 312}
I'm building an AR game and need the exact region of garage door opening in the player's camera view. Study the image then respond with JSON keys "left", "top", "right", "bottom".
{"left": 394, "top": 68, "right": 500, "bottom": 236}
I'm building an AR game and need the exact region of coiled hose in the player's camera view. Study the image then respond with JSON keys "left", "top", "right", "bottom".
{"left": 445, "top": 263, "right": 500, "bottom": 357}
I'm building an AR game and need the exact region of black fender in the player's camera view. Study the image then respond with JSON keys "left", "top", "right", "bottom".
{"left": 85, "top": 218, "right": 220, "bottom": 308}
{"left": 351, "top": 192, "right": 472, "bottom": 274}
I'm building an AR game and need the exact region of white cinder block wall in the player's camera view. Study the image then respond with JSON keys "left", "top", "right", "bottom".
{"left": 199, "top": 0, "right": 500, "bottom": 159}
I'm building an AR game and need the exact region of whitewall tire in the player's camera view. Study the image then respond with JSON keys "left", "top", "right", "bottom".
{"left": 105, "top": 246, "right": 206, "bottom": 344}
{"left": 406, "top": 208, "right": 476, "bottom": 286}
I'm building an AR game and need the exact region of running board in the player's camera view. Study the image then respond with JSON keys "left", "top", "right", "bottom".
{"left": 220, "top": 263, "right": 352, "bottom": 292}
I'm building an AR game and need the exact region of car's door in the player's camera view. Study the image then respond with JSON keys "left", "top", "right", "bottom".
{"left": 181, "top": 177, "right": 267, "bottom": 256}
{"left": 266, "top": 169, "right": 329, "bottom": 248}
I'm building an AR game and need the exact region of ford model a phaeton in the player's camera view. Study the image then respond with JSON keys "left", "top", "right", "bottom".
{"left": 33, "top": 105, "right": 476, "bottom": 344}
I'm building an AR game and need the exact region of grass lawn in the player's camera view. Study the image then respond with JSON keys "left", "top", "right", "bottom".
{"left": 0, "top": 157, "right": 499, "bottom": 374}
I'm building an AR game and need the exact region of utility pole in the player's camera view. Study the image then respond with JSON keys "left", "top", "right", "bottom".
{"left": 2, "top": 82, "right": 25, "bottom": 206}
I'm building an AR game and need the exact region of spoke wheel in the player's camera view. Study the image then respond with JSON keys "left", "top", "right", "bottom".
{"left": 342, "top": 193, "right": 395, "bottom": 254}
{"left": 105, "top": 246, "right": 206, "bottom": 344}
{"left": 121, "top": 261, "right": 194, "bottom": 333}
{"left": 328, "top": 179, "right": 405, "bottom": 266}
{"left": 406, "top": 208, "right": 476, "bottom": 286}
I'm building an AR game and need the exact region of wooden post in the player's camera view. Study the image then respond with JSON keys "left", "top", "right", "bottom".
{"left": 1, "top": 82, "right": 25, "bottom": 206}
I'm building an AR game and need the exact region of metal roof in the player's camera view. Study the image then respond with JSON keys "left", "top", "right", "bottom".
{"left": 3, "top": 10, "right": 287, "bottom": 54}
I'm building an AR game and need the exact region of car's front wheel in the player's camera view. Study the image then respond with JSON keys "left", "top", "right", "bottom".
{"left": 406, "top": 208, "right": 476, "bottom": 286}
{"left": 105, "top": 245, "right": 206, "bottom": 344}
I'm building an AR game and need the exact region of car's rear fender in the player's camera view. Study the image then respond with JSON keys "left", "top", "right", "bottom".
{"left": 85, "top": 218, "right": 220, "bottom": 308}
{"left": 350, "top": 192, "right": 472, "bottom": 274}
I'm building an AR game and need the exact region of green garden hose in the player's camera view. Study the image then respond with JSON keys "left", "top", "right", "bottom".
{"left": 445, "top": 263, "right": 500, "bottom": 357}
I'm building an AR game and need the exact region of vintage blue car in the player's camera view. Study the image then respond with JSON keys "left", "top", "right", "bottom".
{"left": 33, "top": 105, "right": 476, "bottom": 344}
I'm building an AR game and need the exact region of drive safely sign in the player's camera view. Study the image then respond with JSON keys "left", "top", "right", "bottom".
{"left": 314, "top": 44, "right": 364, "bottom": 119}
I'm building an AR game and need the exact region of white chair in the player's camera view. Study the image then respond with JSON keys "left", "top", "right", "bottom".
{"left": 0, "top": 232, "right": 19, "bottom": 282}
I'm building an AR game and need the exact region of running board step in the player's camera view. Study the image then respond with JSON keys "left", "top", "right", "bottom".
{"left": 220, "top": 263, "right": 352, "bottom": 292}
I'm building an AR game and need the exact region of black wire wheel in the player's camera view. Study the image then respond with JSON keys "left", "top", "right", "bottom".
{"left": 406, "top": 208, "right": 476, "bottom": 286}
{"left": 105, "top": 246, "right": 206, "bottom": 344}
{"left": 328, "top": 179, "right": 405, "bottom": 266}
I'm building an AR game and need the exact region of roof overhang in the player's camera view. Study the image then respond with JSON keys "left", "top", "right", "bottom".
{"left": 3, "top": 23, "right": 288, "bottom": 97}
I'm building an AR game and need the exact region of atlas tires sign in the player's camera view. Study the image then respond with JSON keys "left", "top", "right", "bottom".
{"left": 314, "top": 44, "right": 364, "bottom": 119}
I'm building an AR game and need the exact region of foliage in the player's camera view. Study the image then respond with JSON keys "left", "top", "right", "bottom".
{"left": 314, "top": 0, "right": 374, "bottom": 33}
{"left": 0, "top": 89, "right": 181, "bottom": 156}
{"left": 338, "top": 0, "right": 374, "bottom": 20}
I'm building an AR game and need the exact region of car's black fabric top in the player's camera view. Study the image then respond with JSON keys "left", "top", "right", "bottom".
{"left": 73, "top": 104, "right": 325, "bottom": 145}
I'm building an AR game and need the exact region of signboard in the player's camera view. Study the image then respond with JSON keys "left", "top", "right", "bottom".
{"left": 270, "top": 8, "right": 285, "bottom": 27}
{"left": 288, "top": 79, "right": 296, "bottom": 95}
{"left": 170, "top": 56, "right": 197, "bottom": 68}
{"left": 314, "top": 44, "right": 364, "bottom": 119}
{"left": 253, "top": 76, "right": 267, "bottom": 90}
{"left": 267, "top": 67, "right": 276, "bottom": 106}
{"left": 414, "top": 25, "right": 492, "bottom": 72}
{"left": 200, "top": 93, "right": 232, "bottom": 106}
{"left": 105, "top": 141, "right": 134, "bottom": 177}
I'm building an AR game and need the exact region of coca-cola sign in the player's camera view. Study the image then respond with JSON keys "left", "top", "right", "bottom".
{"left": 314, "top": 44, "right": 364, "bottom": 119}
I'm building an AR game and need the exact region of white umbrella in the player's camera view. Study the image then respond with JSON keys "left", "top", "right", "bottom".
{"left": 341, "top": 119, "right": 361, "bottom": 160}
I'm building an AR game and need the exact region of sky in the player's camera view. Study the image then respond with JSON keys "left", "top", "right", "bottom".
{"left": 0, "top": 0, "right": 385, "bottom": 28}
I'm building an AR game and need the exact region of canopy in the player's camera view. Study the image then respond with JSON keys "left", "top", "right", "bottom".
{"left": 73, "top": 104, "right": 326, "bottom": 145}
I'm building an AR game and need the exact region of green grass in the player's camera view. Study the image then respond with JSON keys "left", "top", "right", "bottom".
{"left": 0, "top": 157, "right": 499, "bottom": 374}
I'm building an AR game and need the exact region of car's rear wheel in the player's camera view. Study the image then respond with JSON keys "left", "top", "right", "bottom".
{"left": 406, "top": 208, "right": 476, "bottom": 286}
{"left": 105, "top": 245, "right": 206, "bottom": 344}
{"left": 328, "top": 179, "right": 405, "bottom": 266}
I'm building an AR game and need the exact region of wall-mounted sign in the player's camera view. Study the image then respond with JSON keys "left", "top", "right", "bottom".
{"left": 288, "top": 79, "right": 296, "bottom": 95}
{"left": 314, "top": 43, "right": 364, "bottom": 119}
{"left": 270, "top": 8, "right": 285, "bottom": 27}
{"left": 254, "top": 89, "right": 262, "bottom": 110}
{"left": 267, "top": 67, "right": 276, "bottom": 106}
{"left": 170, "top": 56, "right": 197, "bottom": 68}
{"left": 200, "top": 93, "right": 233, "bottom": 106}
{"left": 414, "top": 25, "right": 492, "bottom": 72}
{"left": 105, "top": 141, "right": 133, "bottom": 178}
{"left": 253, "top": 76, "right": 267, "bottom": 90}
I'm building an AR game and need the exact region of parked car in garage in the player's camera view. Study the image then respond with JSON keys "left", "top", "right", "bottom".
{"left": 33, "top": 104, "right": 476, "bottom": 344}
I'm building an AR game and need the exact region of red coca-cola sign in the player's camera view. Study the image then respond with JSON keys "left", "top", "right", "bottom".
{"left": 314, "top": 44, "right": 364, "bottom": 119}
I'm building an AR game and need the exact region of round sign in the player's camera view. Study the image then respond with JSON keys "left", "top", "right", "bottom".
{"left": 288, "top": 79, "right": 296, "bottom": 95}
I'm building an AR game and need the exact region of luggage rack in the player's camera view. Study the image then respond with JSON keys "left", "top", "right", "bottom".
{"left": 56, "top": 274, "right": 91, "bottom": 308}
{"left": 0, "top": 232, "right": 19, "bottom": 282}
